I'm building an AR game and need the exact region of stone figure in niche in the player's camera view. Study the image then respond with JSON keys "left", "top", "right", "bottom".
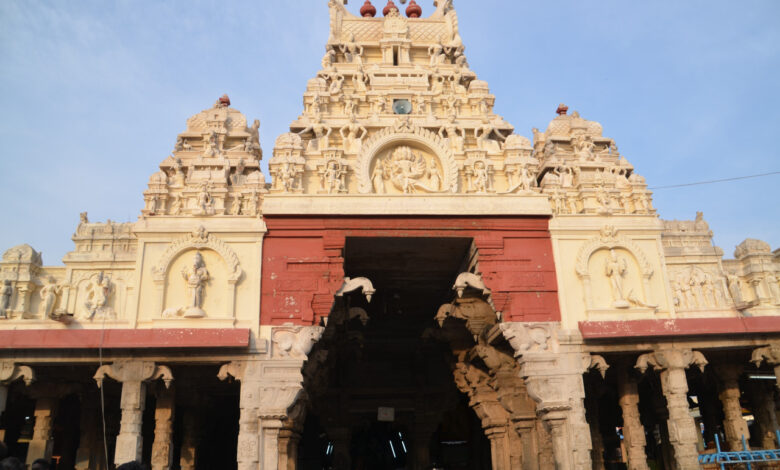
{"left": 474, "top": 118, "right": 506, "bottom": 153}
{"left": 299, "top": 122, "right": 332, "bottom": 152}
{"left": 328, "top": 73, "right": 345, "bottom": 95}
{"left": 170, "top": 196, "right": 182, "bottom": 215}
{"left": 203, "top": 130, "right": 219, "bottom": 158}
{"left": 148, "top": 195, "right": 160, "bottom": 215}
{"left": 38, "top": 277, "right": 61, "bottom": 318}
{"left": 230, "top": 196, "right": 242, "bottom": 216}
{"left": 245, "top": 189, "right": 259, "bottom": 216}
{"left": 231, "top": 158, "right": 246, "bottom": 186}
{"left": 175, "top": 136, "right": 192, "bottom": 152}
{"left": 427, "top": 166, "right": 441, "bottom": 192}
{"left": 727, "top": 274, "right": 744, "bottom": 306}
{"left": 321, "top": 47, "right": 336, "bottom": 71}
{"left": 371, "top": 96, "right": 387, "bottom": 117}
{"left": 549, "top": 189, "right": 564, "bottom": 214}
{"left": 634, "top": 192, "right": 651, "bottom": 214}
{"left": 518, "top": 167, "right": 536, "bottom": 192}
{"left": 381, "top": 146, "right": 432, "bottom": 194}
{"left": 181, "top": 252, "right": 210, "bottom": 318}
{"left": 443, "top": 93, "right": 461, "bottom": 116}
{"left": 765, "top": 274, "right": 780, "bottom": 304}
{"left": 0, "top": 280, "right": 13, "bottom": 319}
{"left": 322, "top": 160, "right": 346, "bottom": 194}
{"left": 372, "top": 162, "right": 387, "bottom": 194}
{"left": 340, "top": 116, "right": 368, "bottom": 154}
{"left": 195, "top": 183, "right": 214, "bottom": 216}
{"left": 278, "top": 163, "right": 299, "bottom": 193}
{"left": 85, "top": 272, "right": 114, "bottom": 320}
{"left": 430, "top": 68, "right": 445, "bottom": 95}
{"left": 605, "top": 249, "right": 630, "bottom": 309}
{"left": 309, "top": 94, "right": 323, "bottom": 120}
{"left": 171, "top": 158, "right": 186, "bottom": 186}
{"left": 572, "top": 134, "right": 596, "bottom": 162}
{"left": 471, "top": 161, "right": 489, "bottom": 194}
{"left": 596, "top": 185, "right": 613, "bottom": 214}
{"left": 339, "top": 32, "right": 363, "bottom": 66}
{"left": 438, "top": 114, "right": 465, "bottom": 153}
{"left": 353, "top": 68, "right": 369, "bottom": 93}
{"left": 694, "top": 212, "right": 710, "bottom": 233}
{"left": 246, "top": 120, "right": 261, "bottom": 156}
{"left": 343, "top": 95, "right": 356, "bottom": 118}
{"left": 415, "top": 94, "right": 430, "bottom": 117}
{"left": 429, "top": 41, "right": 446, "bottom": 67}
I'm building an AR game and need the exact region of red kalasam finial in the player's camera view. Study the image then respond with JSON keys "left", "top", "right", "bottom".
{"left": 556, "top": 103, "right": 568, "bottom": 116}
{"left": 219, "top": 94, "right": 231, "bottom": 107}
{"left": 406, "top": 0, "right": 422, "bottom": 18}
{"left": 360, "top": 0, "right": 377, "bottom": 17}
{"left": 383, "top": 0, "right": 398, "bottom": 16}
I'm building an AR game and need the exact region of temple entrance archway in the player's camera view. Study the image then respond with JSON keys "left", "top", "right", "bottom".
{"left": 298, "top": 236, "right": 494, "bottom": 470}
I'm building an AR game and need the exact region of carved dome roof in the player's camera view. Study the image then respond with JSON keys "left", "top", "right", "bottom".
{"left": 545, "top": 111, "right": 604, "bottom": 139}
{"left": 183, "top": 102, "right": 249, "bottom": 135}
{"left": 504, "top": 134, "right": 532, "bottom": 150}
{"left": 274, "top": 133, "right": 304, "bottom": 149}
{"left": 734, "top": 238, "right": 772, "bottom": 259}
{"left": 2, "top": 244, "right": 42, "bottom": 265}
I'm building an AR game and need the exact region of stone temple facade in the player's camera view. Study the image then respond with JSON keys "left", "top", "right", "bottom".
{"left": 1, "top": 1, "right": 780, "bottom": 470}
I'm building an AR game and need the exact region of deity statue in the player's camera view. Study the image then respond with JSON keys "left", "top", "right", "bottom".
{"left": 245, "top": 189, "right": 259, "bottom": 216}
{"left": 727, "top": 274, "right": 744, "bottom": 306}
{"left": 299, "top": 122, "right": 333, "bottom": 152}
{"left": 38, "top": 277, "right": 61, "bottom": 318}
{"left": 572, "top": 134, "right": 596, "bottom": 162}
{"left": 429, "top": 41, "right": 446, "bottom": 67}
{"left": 605, "top": 249, "right": 630, "bottom": 308}
{"left": 170, "top": 196, "right": 182, "bottom": 215}
{"left": 85, "top": 272, "right": 114, "bottom": 320}
{"left": 339, "top": 33, "right": 364, "bottom": 66}
{"left": 371, "top": 96, "right": 387, "bottom": 117}
{"left": 278, "top": 163, "right": 299, "bottom": 193}
{"left": 171, "top": 158, "right": 186, "bottom": 186}
{"left": 474, "top": 118, "right": 506, "bottom": 153}
{"left": 371, "top": 162, "right": 387, "bottom": 194}
{"left": 203, "top": 130, "right": 219, "bottom": 158}
{"left": 322, "top": 160, "right": 346, "bottom": 194}
{"left": 766, "top": 274, "right": 780, "bottom": 305}
{"left": 328, "top": 73, "right": 345, "bottom": 95}
{"left": 353, "top": 68, "right": 369, "bottom": 93}
{"left": 518, "top": 167, "right": 536, "bottom": 192}
{"left": 415, "top": 94, "right": 430, "bottom": 117}
{"left": 181, "top": 253, "right": 210, "bottom": 318}
{"left": 340, "top": 116, "right": 368, "bottom": 154}
{"left": 232, "top": 158, "right": 246, "bottom": 186}
{"left": 343, "top": 95, "right": 357, "bottom": 118}
{"left": 0, "top": 280, "right": 13, "bottom": 318}
{"left": 438, "top": 114, "right": 464, "bottom": 152}
{"left": 309, "top": 93, "right": 323, "bottom": 120}
{"left": 322, "top": 47, "right": 336, "bottom": 71}
{"left": 195, "top": 183, "right": 214, "bottom": 216}
{"left": 230, "top": 195, "right": 242, "bottom": 216}
{"left": 470, "top": 161, "right": 490, "bottom": 194}
{"left": 430, "top": 68, "right": 445, "bottom": 95}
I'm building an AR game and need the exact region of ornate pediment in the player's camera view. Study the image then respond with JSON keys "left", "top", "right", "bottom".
{"left": 152, "top": 227, "right": 242, "bottom": 284}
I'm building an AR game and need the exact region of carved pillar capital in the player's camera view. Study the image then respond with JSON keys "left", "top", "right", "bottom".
{"left": 635, "top": 349, "right": 707, "bottom": 374}
{"left": 0, "top": 361, "right": 35, "bottom": 385}
{"left": 94, "top": 360, "right": 174, "bottom": 388}
{"left": 751, "top": 345, "right": 780, "bottom": 391}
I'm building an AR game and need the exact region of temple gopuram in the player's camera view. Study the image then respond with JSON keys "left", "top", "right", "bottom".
{"left": 2, "top": 1, "right": 779, "bottom": 469}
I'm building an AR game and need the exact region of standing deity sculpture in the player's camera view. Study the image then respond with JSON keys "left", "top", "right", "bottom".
{"left": 415, "top": 94, "right": 430, "bottom": 117}
{"left": 340, "top": 116, "right": 368, "bottom": 154}
{"left": 765, "top": 273, "right": 780, "bottom": 305}
{"left": 278, "top": 163, "right": 299, "bottom": 193}
{"left": 181, "top": 252, "right": 210, "bottom": 318}
{"left": 203, "top": 130, "right": 219, "bottom": 158}
{"left": 171, "top": 158, "right": 186, "bottom": 186}
{"left": 230, "top": 195, "right": 242, "bottom": 216}
{"left": 429, "top": 41, "right": 447, "bottom": 67}
{"left": 309, "top": 93, "right": 323, "bottom": 120}
{"left": 343, "top": 95, "right": 357, "bottom": 118}
{"left": 195, "top": 183, "right": 214, "bottom": 216}
{"left": 245, "top": 189, "right": 259, "bottom": 216}
{"left": 438, "top": 115, "right": 464, "bottom": 153}
{"left": 299, "top": 122, "right": 333, "bottom": 152}
{"left": 517, "top": 167, "right": 536, "bottom": 192}
{"left": 353, "top": 68, "right": 369, "bottom": 93}
{"left": 727, "top": 274, "right": 744, "bottom": 306}
{"left": 322, "top": 47, "right": 336, "bottom": 71}
{"left": 605, "top": 249, "right": 630, "bottom": 308}
{"left": 340, "top": 33, "right": 364, "bottom": 66}
{"left": 38, "top": 277, "right": 61, "bottom": 318}
{"left": 246, "top": 119, "right": 262, "bottom": 157}
{"left": 371, "top": 96, "right": 387, "bottom": 117}
{"left": 469, "top": 161, "right": 490, "bottom": 194}
{"left": 170, "top": 196, "right": 182, "bottom": 215}
{"left": 572, "top": 134, "right": 596, "bottom": 161}
{"left": 85, "top": 272, "right": 114, "bottom": 320}
{"left": 328, "top": 73, "right": 345, "bottom": 95}
{"left": 0, "top": 280, "right": 13, "bottom": 319}
{"left": 321, "top": 160, "right": 347, "bottom": 194}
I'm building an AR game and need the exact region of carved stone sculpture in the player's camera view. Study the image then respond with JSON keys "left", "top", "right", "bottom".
{"left": 605, "top": 249, "right": 629, "bottom": 308}
{"left": 0, "top": 280, "right": 12, "bottom": 319}
{"left": 181, "top": 252, "right": 209, "bottom": 318}
{"left": 272, "top": 326, "right": 325, "bottom": 359}
{"left": 85, "top": 272, "right": 115, "bottom": 320}
{"left": 335, "top": 277, "right": 376, "bottom": 302}
{"left": 38, "top": 277, "right": 61, "bottom": 318}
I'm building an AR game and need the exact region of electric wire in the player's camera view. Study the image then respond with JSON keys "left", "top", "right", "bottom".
{"left": 649, "top": 171, "right": 780, "bottom": 190}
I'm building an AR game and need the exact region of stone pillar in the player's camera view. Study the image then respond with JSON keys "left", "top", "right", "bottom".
{"left": 714, "top": 363, "right": 749, "bottom": 450}
{"left": 0, "top": 363, "right": 35, "bottom": 418}
{"left": 151, "top": 386, "right": 175, "bottom": 470}
{"left": 75, "top": 392, "right": 101, "bottom": 470}
{"left": 537, "top": 419, "right": 555, "bottom": 470}
{"left": 26, "top": 397, "right": 57, "bottom": 466}
{"left": 616, "top": 364, "right": 650, "bottom": 470}
{"left": 751, "top": 345, "right": 780, "bottom": 392}
{"left": 636, "top": 349, "right": 707, "bottom": 470}
{"left": 746, "top": 380, "right": 779, "bottom": 449}
{"left": 93, "top": 361, "right": 174, "bottom": 467}
{"left": 179, "top": 409, "right": 201, "bottom": 470}
{"left": 278, "top": 399, "right": 306, "bottom": 470}
{"left": 585, "top": 392, "right": 606, "bottom": 470}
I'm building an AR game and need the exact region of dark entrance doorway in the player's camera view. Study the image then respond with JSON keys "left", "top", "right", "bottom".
{"left": 298, "top": 237, "right": 492, "bottom": 470}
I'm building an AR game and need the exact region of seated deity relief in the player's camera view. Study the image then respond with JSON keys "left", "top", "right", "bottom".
{"left": 370, "top": 145, "right": 445, "bottom": 194}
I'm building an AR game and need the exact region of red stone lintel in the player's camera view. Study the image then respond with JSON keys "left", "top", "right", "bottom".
{"left": 0, "top": 328, "right": 250, "bottom": 350}
{"left": 579, "top": 317, "right": 780, "bottom": 339}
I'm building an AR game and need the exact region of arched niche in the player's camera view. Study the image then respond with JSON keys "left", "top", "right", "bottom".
{"left": 151, "top": 228, "right": 243, "bottom": 319}
{"left": 356, "top": 124, "right": 458, "bottom": 194}
{"left": 575, "top": 229, "right": 655, "bottom": 312}
{"left": 162, "top": 248, "right": 230, "bottom": 319}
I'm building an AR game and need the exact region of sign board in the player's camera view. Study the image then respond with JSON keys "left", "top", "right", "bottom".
{"left": 377, "top": 407, "right": 395, "bottom": 422}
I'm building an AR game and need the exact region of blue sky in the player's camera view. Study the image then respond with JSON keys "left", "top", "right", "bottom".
{"left": 1, "top": 0, "right": 778, "bottom": 264}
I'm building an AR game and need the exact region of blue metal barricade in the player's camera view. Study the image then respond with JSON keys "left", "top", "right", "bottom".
{"left": 699, "top": 432, "right": 780, "bottom": 470}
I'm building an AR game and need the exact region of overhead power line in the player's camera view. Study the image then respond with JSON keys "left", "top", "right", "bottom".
{"left": 649, "top": 171, "right": 780, "bottom": 190}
